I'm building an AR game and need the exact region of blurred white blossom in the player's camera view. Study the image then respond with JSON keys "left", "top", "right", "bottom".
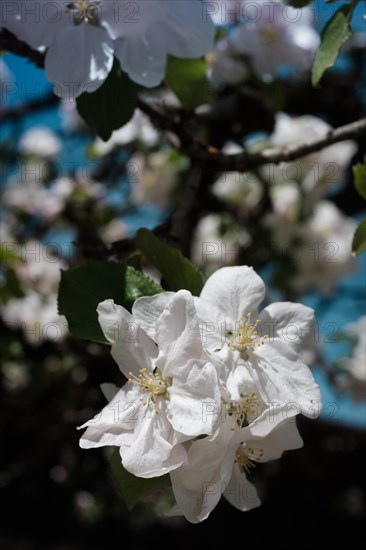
{"left": 18, "top": 126, "right": 62, "bottom": 159}
{"left": 341, "top": 316, "right": 366, "bottom": 391}
{"left": 293, "top": 201, "right": 358, "bottom": 294}
{"left": 1, "top": 240, "right": 68, "bottom": 344}
{"left": 130, "top": 149, "right": 188, "bottom": 208}
{"left": 92, "top": 109, "right": 159, "bottom": 156}
{"left": 269, "top": 113, "right": 357, "bottom": 211}
{"left": 2, "top": 291, "right": 68, "bottom": 345}
{"left": 191, "top": 214, "right": 250, "bottom": 272}
{"left": 210, "top": 0, "right": 319, "bottom": 83}
{"left": 100, "top": 219, "right": 128, "bottom": 244}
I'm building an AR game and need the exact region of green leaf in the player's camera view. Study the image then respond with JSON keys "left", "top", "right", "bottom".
{"left": 58, "top": 261, "right": 163, "bottom": 342}
{"left": 312, "top": 5, "right": 353, "bottom": 86}
{"left": 76, "top": 58, "right": 139, "bottom": 141}
{"left": 110, "top": 450, "right": 171, "bottom": 511}
{"left": 165, "top": 56, "right": 212, "bottom": 109}
{"left": 137, "top": 229, "right": 205, "bottom": 295}
{"left": 352, "top": 218, "right": 366, "bottom": 256}
{"left": 353, "top": 159, "right": 366, "bottom": 200}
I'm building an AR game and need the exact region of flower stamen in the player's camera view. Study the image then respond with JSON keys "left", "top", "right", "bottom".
{"left": 227, "top": 313, "right": 268, "bottom": 355}
{"left": 235, "top": 445, "right": 264, "bottom": 474}
{"left": 67, "top": 0, "right": 101, "bottom": 25}
{"left": 261, "top": 25, "right": 281, "bottom": 45}
{"left": 128, "top": 368, "right": 167, "bottom": 411}
{"left": 227, "top": 392, "right": 259, "bottom": 428}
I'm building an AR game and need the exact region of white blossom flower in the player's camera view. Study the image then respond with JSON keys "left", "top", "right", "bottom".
{"left": 3, "top": 169, "right": 107, "bottom": 221}
{"left": 59, "top": 99, "right": 86, "bottom": 131}
{"left": 1, "top": 239, "right": 68, "bottom": 344}
{"left": 1, "top": 291, "right": 68, "bottom": 345}
{"left": 269, "top": 114, "right": 357, "bottom": 210}
{"left": 131, "top": 266, "right": 321, "bottom": 417}
{"left": 100, "top": 219, "right": 128, "bottom": 244}
{"left": 209, "top": 36, "right": 249, "bottom": 84}
{"left": 18, "top": 126, "right": 62, "bottom": 159}
{"left": 130, "top": 149, "right": 188, "bottom": 208}
{"left": 191, "top": 214, "right": 250, "bottom": 273}
{"left": 210, "top": 0, "right": 319, "bottom": 83}
{"left": 79, "top": 290, "right": 221, "bottom": 478}
{"left": 190, "top": 266, "right": 321, "bottom": 416}
{"left": 291, "top": 201, "right": 357, "bottom": 294}
{"left": 13, "top": 241, "right": 66, "bottom": 295}
{"left": 3, "top": 0, "right": 215, "bottom": 98}
{"left": 92, "top": 109, "right": 159, "bottom": 156}
{"left": 169, "top": 404, "right": 303, "bottom": 522}
{"left": 3, "top": 178, "right": 70, "bottom": 221}
{"left": 212, "top": 171, "right": 263, "bottom": 214}
{"left": 203, "top": 0, "right": 244, "bottom": 25}
{"left": 341, "top": 316, "right": 366, "bottom": 392}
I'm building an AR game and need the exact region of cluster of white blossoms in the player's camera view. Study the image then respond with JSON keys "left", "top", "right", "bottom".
{"left": 79, "top": 265, "right": 322, "bottom": 522}
{"left": 340, "top": 316, "right": 366, "bottom": 396}
{"left": 1, "top": 0, "right": 215, "bottom": 98}
{"left": 1, "top": 239, "right": 68, "bottom": 345}
{"left": 210, "top": 0, "right": 319, "bottom": 83}
{"left": 204, "top": 114, "right": 357, "bottom": 293}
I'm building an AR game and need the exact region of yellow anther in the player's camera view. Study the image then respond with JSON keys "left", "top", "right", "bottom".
{"left": 235, "top": 445, "right": 264, "bottom": 474}
{"left": 227, "top": 313, "right": 268, "bottom": 354}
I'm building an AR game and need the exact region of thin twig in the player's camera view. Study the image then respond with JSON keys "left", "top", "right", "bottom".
{"left": 138, "top": 97, "right": 366, "bottom": 172}
{"left": 2, "top": 29, "right": 365, "bottom": 173}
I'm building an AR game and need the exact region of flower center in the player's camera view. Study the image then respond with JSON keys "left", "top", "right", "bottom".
{"left": 261, "top": 25, "right": 281, "bottom": 45}
{"left": 226, "top": 313, "right": 268, "bottom": 356}
{"left": 128, "top": 368, "right": 168, "bottom": 411}
{"left": 235, "top": 445, "right": 264, "bottom": 474}
{"left": 226, "top": 393, "right": 259, "bottom": 428}
{"left": 67, "top": 0, "right": 101, "bottom": 25}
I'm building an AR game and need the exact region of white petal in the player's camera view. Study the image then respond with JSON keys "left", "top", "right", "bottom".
{"left": 155, "top": 290, "right": 203, "bottom": 375}
{"left": 132, "top": 291, "right": 175, "bottom": 339}
{"left": 121, "top": 408, "right": 187, "bottom": 478}
{"left": 114, "top": 33, "right": 168, "bottom": 87}
{"left": 259, "top": 302, "right": 315, "bottom": 354}
{"left": 2, "top": 0, "right": 68, "bottom": 48}
{"left": 164, "top": 0, "right": 216, "bottom": 58}
{"left": 170, "top": 430, "right": 235, "bottom": 523}
{"left": 174, "top": 418, "right": 235, "bottom": 490}
{"left": 45, "top": 24, "right": 114, "bottom": 99}
{"left": 230, "top": 404, "right": 288, "bottom": 448}
{"left": 245, "top": 418, "right": 303, "bottom": 462}
{"left": 169, "top": 469, "right": 219, "bottom": 524}
{"left": 199, "top": 266, "right": 266, "bottom": 326}
{"left": 78, "top": 385, "right": 140, "bottom": 449}
{"left": 114, "top": 0, "right": 215, "bottom": 87}
{"left": 224, "top": 465, "right": 261, "bottom": 512}
{"left": 226, "top": 363, "right": 257, "bottom": 403}
{"left": 194, "top": 297, "right": 225, "bottom": 352}
{"left": 248, "top": 342, "right": 322, "bottom": 418}
{"left": 97, "top": 300, "right": 157, "bottom": 378}
{"left": 168, "top": 360, "right": 221, "bottom": 436}
{"left": 102, "top": 0, "right": 168, "bottom": 39}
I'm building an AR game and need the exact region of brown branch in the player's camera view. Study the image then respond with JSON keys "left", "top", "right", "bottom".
{"left": 2, "top": 28, "right": 365, "bottom": 174}
{"left": 138, "top": 97, "right": 366, "bottom": 172}
{"left": 0, "top": 29, "right": 45, "bottom": 67}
